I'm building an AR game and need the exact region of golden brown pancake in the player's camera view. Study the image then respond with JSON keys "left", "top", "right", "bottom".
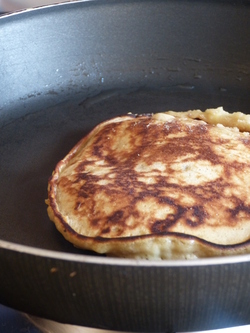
{"left": 46, "top": 107, "right": 250, "bottom": 259}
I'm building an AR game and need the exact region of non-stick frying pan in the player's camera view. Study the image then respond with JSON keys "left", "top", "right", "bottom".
{"left": 0, "top": 0, "right": 250, "bottom": 332}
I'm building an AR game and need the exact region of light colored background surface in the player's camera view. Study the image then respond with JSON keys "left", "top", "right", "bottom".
{"left": 0, "top": 0, "right": 68, "bottom": 11}
{"left": 27, "top": 314, "right": 250, "bottom": 333}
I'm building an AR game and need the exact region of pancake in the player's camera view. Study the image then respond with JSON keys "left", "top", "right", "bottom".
{"left": 46, "top": 107, "right": 250, "bottom": 259}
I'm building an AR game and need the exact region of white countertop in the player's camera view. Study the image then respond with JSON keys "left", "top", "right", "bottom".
{"left": 27, "top": 314, "right": 250, "bottom": 333}
{"left": 0, "top": 0, "right": 68, "bottom": 11}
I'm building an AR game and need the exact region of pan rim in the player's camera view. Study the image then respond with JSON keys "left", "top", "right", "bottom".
{"left": 0, "top": 0, "right": 97, "bottom": 19}
{"left": 2, "top": 0, "right": 246, "bottom": 23}
{"left": 1, "top": 239, "right": 250, "bottom": 267}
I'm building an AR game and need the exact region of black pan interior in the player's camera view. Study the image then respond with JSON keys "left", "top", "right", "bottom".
{"left": 2, "top": 87, "right": 249, "bottom": 255}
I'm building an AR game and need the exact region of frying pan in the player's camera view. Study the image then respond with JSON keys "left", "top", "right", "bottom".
{"left": 0, "top": 0, "right": 250, "bottom": 332}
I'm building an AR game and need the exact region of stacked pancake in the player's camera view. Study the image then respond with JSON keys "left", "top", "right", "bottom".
{"left": 46, "top": 107, "right": 250, "bottom": 259}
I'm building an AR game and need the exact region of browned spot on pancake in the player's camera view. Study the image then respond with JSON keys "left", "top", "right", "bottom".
{"left": 151, "top": 204, "right": 185, "bottom": 233}
{"left": 151, "top": 204, "right": 206, "bottom": 233}
{"left": 101, "top": 227, "right": 111, "bottom": 234}
{"left": 227, "top": 197, "right": 250, "bottom": 219}
{"left": 109, "top": 210, "right": 124, "bottom": 222}
{"left": 186, "top": 206, "right": 207, "bottom": 227}
{"left": 187, "top": 179, "right": 226, "bottom": 201}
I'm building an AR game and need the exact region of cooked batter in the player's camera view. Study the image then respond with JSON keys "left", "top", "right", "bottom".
{"left": 46, "top": 107, "right": 250, "bottom": 259}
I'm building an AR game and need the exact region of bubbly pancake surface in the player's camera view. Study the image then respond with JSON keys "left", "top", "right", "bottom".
{"left": 47, "top": 108, "right": 250, "bottom": 259}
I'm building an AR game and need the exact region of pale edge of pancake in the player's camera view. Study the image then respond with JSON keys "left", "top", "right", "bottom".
{"left": 46, "top": 107, "right": 250, "bottom": 260}
{"left": 165, "top": 106, "right": 250, "bottom": 132}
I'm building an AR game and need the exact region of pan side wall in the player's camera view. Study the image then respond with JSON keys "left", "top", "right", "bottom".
{"left": 1, "top": 248, "right": 250, "bottom": 332}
